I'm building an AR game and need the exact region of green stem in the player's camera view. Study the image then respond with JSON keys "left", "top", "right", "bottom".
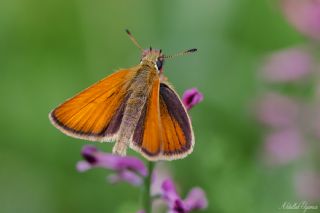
{"left": 143, "top": 161, "right": 155, "bottom": 213}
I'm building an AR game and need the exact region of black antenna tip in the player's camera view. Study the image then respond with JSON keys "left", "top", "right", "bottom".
{"left": 160, "top": 49, "right": 162, "bottom": 53}
{"left": 187, "top": 48, "right": 197, "bottom": 53}
{"left": 150, "top": 46, "right": 152, "bottom": 51}
{"left": 125, "top": 29, "right": 131, "bottom": 35}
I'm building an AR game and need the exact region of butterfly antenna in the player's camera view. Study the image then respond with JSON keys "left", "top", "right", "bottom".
{"left": 163, "top": 48, "right": 197, "bottom": 59}
{"left": 125, "top": 29, "right": 144, "bottom": 51}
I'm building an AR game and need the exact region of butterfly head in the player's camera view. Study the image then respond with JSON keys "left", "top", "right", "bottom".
{"left": 125, "top": 29, "right": 197, "bottom": 74}
{"left": 141, "top": 47, "right": 164, "bottom": 72}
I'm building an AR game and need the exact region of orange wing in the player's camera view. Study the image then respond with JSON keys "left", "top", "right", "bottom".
{"left": 131, "top": 81, "right": 194, "bottom": 161}
{"left": 49, "top": 68, "right": 136, "bottom": 142}
{"left": 158, "top": 83, "right": 194, "bottom": 159}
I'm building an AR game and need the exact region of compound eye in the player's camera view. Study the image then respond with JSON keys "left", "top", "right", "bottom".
{"left": 156, "top": 59, "right": 163, "bottom": 70}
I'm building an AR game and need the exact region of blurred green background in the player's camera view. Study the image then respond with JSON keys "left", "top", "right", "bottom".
{"left": 0, "top": 0, "right": 310, "bottom": 213}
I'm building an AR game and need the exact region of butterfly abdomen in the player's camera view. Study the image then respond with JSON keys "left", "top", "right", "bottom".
{"left": 112, "top": 65, "right": 158, "bottom": 156}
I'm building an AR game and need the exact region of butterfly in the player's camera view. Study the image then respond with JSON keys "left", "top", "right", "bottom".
{"left": 49, "top": 30, "right": 197, "bottom": 161}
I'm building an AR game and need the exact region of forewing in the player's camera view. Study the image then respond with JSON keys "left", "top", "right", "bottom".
{"left": 49, "top": 68, "right": 136, "bottom": 142}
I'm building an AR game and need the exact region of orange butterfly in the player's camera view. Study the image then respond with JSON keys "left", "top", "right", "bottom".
{"left": 49, "top": 30, "right": 197, "bottom": 161}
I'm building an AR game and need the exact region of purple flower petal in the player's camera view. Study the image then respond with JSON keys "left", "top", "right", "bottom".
{"left": 150, "top": 164, "right": 174, "bottom": 212}
{"left": 108, "top": 170, "right": 143, "bottom": 186}
{"left": 161, "top": 178, "right": 208, "bottom": 213}
{"left": 113, "top": 156, "right": 148, "bottom": 177}
{"left": 263, "top": 128, "right": 305, "bottom": 166}
{"left": 260, "top": 47, "right": 313, "bottom": 82}
{"left": 162, "top": 179, "right": 180, "bottom": 202}
{"left": 151, "top": 163, "right": 172, "bottom": 196}
{"left": 81, "top": 145, "right": 98, "bottom": 164}
{"left": 77, "top": 145, "right": 148, "bottom": 186}
{"left": 255, "top": 93, "right": 301, "bottom": 128}
{"left": 184, "top": 188, "right": 208, "bottom": 211}
{"left": 76, "top": 161, "right": 92, "bottom": 172}
{"left": 173, "top": 199, "right": 186, "bottom": 213}
{"left": 282, "top": 0, "right": 320, "bottom": 41}
{"left": 182, "top": 88, "right": 204, "bottom": 110}
{"left": 308, "top": 103, "right": 320, "bottom": 140}
{"left": 294, "top": 170, "right": 320, "bottom": 202}
{"left": 79, "top": 145, "right": 147, "bottom": 177}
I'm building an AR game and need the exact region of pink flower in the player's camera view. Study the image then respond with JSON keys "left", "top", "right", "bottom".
{"left": 151, "top": 163, "right": 174, "bottom": 212}
{"left": 281, "top": 0, "right": 320, "bottom": 41}
{"left": 161, "top": 178, "right": 208, "bottom": 213}
{"left": 182, "top": 88, "right": 204, "bottom": 110}
{"left": 263, "top": 128, "right": 305, "bottom": 165}
{"left": 151, "top": 163, "right": 172, "bottom": 196}
{"left": 308, "top": 103, "right": 320, "bottom": 140}
{"left": 294, "top": 170, "right": 320, "bottom": 202}
{"left": 255, "top": 93, "right": 301, "bottom": 129}
{"left": 260, "top": 47, "right": 313, "bottom": 83}
{"left": 76, "top": 145, "right": 147, "bottom": 186}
